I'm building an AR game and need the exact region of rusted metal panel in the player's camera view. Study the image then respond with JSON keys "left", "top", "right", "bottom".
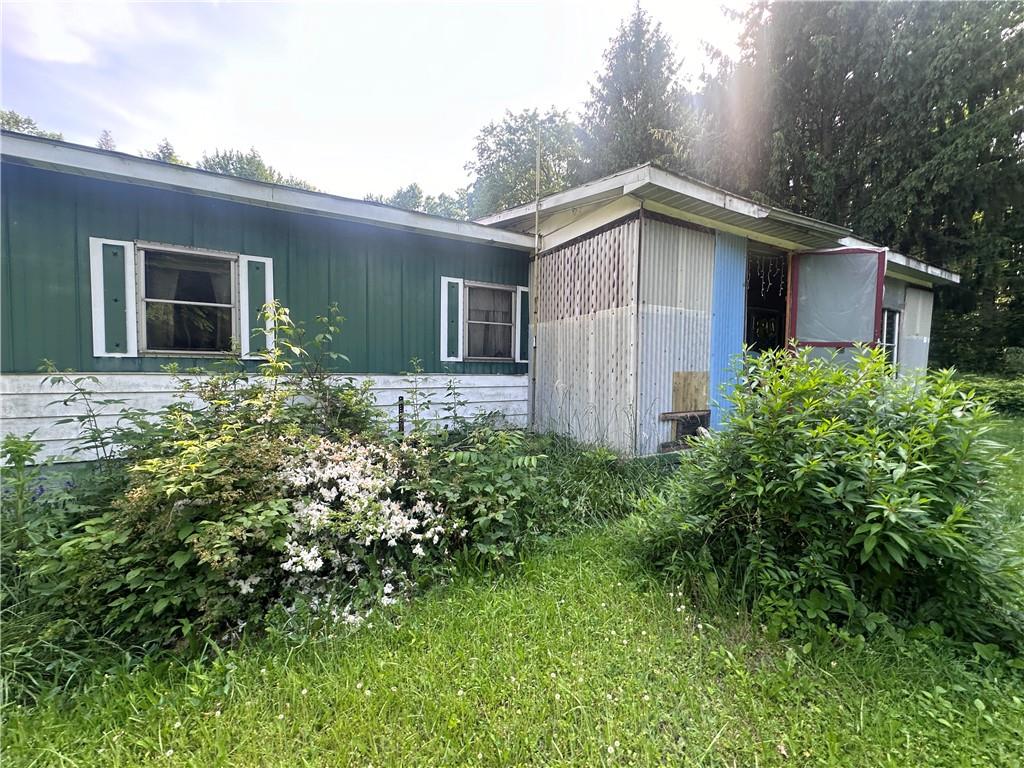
{"left": 635, "top": 216, "right": 715, "bottom": 454}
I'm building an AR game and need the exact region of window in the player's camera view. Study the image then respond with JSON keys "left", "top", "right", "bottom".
{"left": 881, "top": 308, "right": 900, "bottom": 366}
{"left": 465, "top": 282, "right": 515, "bottom": 359}
{"left": 139, "top": 247, "right": 236, "bottom": 353}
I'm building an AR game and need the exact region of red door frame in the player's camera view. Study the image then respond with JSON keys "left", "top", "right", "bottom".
{"left": 786, "top": 248, "right": 886, "bottom": 349}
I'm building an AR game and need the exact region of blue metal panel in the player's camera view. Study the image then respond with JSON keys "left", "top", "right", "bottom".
{"left": 710, "top": 232, "right": 747, "bottom": 428}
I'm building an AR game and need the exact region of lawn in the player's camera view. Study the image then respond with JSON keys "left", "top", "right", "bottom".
{"left": 4, "top": 418, "right": 1023, "bottom": 768}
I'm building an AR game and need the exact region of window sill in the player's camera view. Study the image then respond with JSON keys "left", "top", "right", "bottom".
{"left": 140, "top": 350, "right": 239, "bottom": 358}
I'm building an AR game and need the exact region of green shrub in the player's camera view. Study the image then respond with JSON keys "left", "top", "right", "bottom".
{"left": 410, "top": 425, "right": 545, "bottom": 562}
{"left": 955, "top": 373, "right": 1024, "bottom": 415}
{"left": 639, "top": 347, "right": 1024, "bottom": 649}
{"left": 9, "top": 302, "right": 664, "bottom": 703}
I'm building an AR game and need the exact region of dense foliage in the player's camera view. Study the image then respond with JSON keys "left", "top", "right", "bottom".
{"left": 1, "top": 305, "right": 656, "bottom": 705}
{"left": 957, "top": 372, "right": 1024, "bottom": 415}
{"left": 639, "top": 347, "right": 1024, "bottom": 649}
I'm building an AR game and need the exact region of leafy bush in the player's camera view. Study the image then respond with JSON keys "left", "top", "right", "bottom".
{"left": 956, "top": 373, "right": 1024, "bottom": 415}
{"left": 7, "top": 302, "right": 664, "bottom": 703}
{"left": 639, "top": 347, "right": 1024, "bottom": 649}
{"left": 410, "top": 425, "right": 545, "bottom": 562}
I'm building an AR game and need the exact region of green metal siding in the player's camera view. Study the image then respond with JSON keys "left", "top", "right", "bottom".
{"left": 101, "top": 243, "right": 128, "bottom": 354}
{"left": 1, "top": 163, "right": 529, "bottom": 375}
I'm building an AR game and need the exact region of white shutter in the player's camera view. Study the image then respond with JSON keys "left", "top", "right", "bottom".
{"left": 89, "top": 237, "right": 138, "bottom": 357}
{"left": 239, "top": 255, "right": 275, "bottom": 358}
{"left": 440, "top": 276, "right": 464, "bottom": 362}
{"left": 515, "top": 285, "right": 529, "bottom": 363}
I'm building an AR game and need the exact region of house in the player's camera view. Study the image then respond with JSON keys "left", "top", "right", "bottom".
{"left": 0, "top": 132, "right": 532, "bottom": 460}
{"left": 0, "top": 133, "right": 958, "bottom": 459}
{"left": 477, "top": 164, "right": 959, "bottom": 454}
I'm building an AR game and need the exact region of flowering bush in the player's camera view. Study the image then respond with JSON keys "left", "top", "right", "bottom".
{"left": 278, "top": 437, "right": 462, "bottom": 614}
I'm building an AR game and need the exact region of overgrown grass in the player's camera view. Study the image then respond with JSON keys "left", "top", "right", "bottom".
{"left": 5, "top": 530, "right": 1023, "bottom": 766}
{"left": 4, "top": 420, "right": 1021, "bottom": 767}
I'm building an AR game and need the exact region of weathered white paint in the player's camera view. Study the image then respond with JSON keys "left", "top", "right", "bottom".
{"left": 89, "top": 237, "right": 138, "bottom": 358}
{"left": 635, "top": 219, "right": 715, "bottom": 455}
{"left": 238, "top": 254, "right": 275, "bottom": 358}
{"left": 0, "top": 373, "right": 528, "bottom": 462}
{"left": 899, "top": 286, "right": 933, "bottom": 374}
{"left": 514, "top": 285, "right": 529, "bottom": 363}
{"left": 439, "top": 276, "right": 464, "bottom": 362}
{"left": 532, "top": 217, "right": 640, "bottom": 454}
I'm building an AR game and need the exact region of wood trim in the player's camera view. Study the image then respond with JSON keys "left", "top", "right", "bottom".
{"left": 786, "top": 252, "right": 800, "bottom": 345}
{"left": 239, "top": 254, "right": 275, "bottom": 358}
{"left": 439, "top": 276, "right": 464, "bottom": 362}
{"left": 638, "top": 208, "right": 715, "bottom": 235}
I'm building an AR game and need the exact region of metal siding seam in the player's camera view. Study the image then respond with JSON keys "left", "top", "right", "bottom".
{"left": 710, "top": 232, "right": 747, "bottom": 430}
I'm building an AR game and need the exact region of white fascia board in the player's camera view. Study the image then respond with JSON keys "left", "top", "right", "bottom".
{"left": 2, "top": 133, "right": 534, "bottom": 251}
{"left": 475, "top": 165, "right": 652, "bottom": 226}
{"left": 840, "top": 236, "right": 960, "bottom": 285}
{"left": 634, "top": 166, "right": 772, "bottom": 219}
{"left": 885, "top": 250, "right": 960, "bottom": 285}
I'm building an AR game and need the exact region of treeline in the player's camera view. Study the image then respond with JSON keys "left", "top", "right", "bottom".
{"left": 375, "top": 2, "right": 1020, "bottom": 373}
{"left": 0, "top": 111, "right": 318, "bottom": 191}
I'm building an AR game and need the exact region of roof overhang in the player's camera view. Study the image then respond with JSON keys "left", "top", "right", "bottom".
{"left": 0, "top": 131, "right": 535, "bottom": 251}
{"left": 835, "top": 237, "right": 959, "bottom": 286}
{"left": 477, "top": 164, "right": 851, "bottom": 252}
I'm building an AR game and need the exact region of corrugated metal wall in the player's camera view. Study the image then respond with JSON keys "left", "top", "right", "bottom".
{"left": 635, "top": 217, "right": 715, "bottom": 454}
{"left": 532, "top": 217, "right": 639, "bottom": 453}
{"left": 1, "top": 163, "right": 528, "bottom": 376}
{"left": 709, "top": 232, "right": 748, "bottom": 429}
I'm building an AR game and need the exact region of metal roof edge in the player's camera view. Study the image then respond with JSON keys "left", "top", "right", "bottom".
{"left": 814, "top": 240, "right": 960, "bottom": 285}
{"left": 0, "top": 131, "right": 535, "bottom": 251}
{"left": 477, "top": 163, "right": 852, "bottom": 247}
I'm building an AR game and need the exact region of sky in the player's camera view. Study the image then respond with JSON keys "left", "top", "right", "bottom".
{"left": 1, "top": 1, "right": 746, "bottom": 199}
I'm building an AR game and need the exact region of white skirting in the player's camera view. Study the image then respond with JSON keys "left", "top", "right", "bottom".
{"left": 0, "top": 373, "right": 529, "bottom": 462}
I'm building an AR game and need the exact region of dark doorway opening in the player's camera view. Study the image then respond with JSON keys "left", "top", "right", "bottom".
{"left": 745, "top": 245, "right": 789, "bottom": 351}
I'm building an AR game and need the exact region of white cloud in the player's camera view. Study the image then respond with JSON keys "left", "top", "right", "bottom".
{"left": 3, "top": 1, "right": 747, "bottom": 197}
{"left": 1, "top": 1, "right": 201, "bottom": 65}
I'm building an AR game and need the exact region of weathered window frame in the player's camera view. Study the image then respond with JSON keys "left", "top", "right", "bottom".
{"left": 463, "top": 279, "right": 517, "bottom": 361}
{"left": 135, "top": 242, "right": 239, "bottom": 357}
{"left": 881, "top": 307, "right": 900, "bottom": 367}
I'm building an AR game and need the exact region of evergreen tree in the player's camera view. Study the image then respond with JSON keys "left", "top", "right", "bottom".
{"left": 142, "top": 138, "right": 187, "bottom": 165}
{"left": 96, "top": 130, "right": 116, "bottom": 151}
{"left": 695, "top": 1, "right": 1024, "bottom": 372}
{"left": 580, "top": 6, "right": 686, "bottom": 180}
